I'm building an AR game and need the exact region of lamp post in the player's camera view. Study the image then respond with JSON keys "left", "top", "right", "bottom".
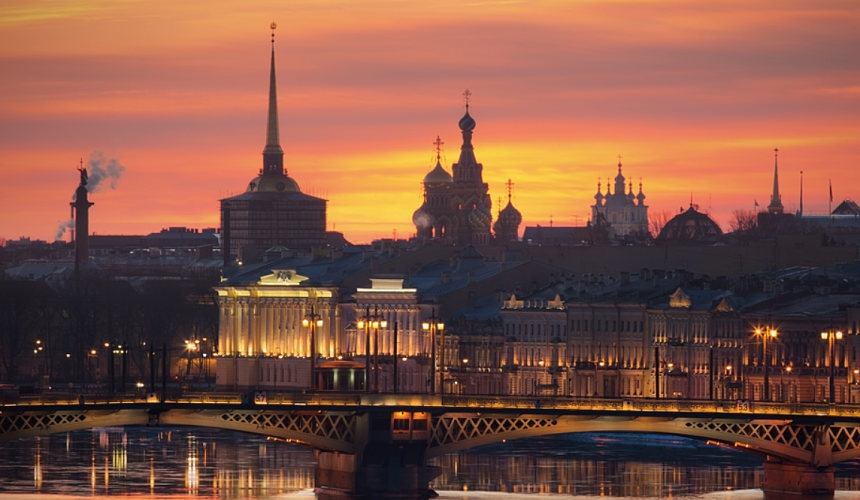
{"left": 725, "top": 364, "right": 733, "bottom": 400}
{"left": 357, "top": 307, "right": 386, "bottom": 393}
{"left": 755, "top": 327, "right": 778, "bottom": 401}
{"left": 821, "top": 328, "right": 843, "bottom": 403}
{"left": 422, "top": 309, "right": 445, "bottom": 395}
{"left": 303, "top": 306, "right": 324, "bottom": 391}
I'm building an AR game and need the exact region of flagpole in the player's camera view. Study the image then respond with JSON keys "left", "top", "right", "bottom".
{"left": 829, "top": 179, "right": 833, "bottom": 230}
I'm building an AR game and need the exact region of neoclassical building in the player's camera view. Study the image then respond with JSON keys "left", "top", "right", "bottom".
{"left": 413, "top": 96, "right": 496, "bottom": 245}
{"left": 591, "top": 159, "right": 648, "bottom": 237}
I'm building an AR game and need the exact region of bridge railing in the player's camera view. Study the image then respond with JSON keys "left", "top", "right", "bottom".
{"left": 6, "top": 391, "right": 860, "bottom": 418}
{"left": 440, "top": 394, "right": 860, "bottom": 418}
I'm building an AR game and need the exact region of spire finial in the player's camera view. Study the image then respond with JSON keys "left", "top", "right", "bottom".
{"left": 497, "top": 196, "right": 502, "bottom": 218}
{"left": 463, "top": 88, "right": 472, "bottom": 110}
{"left": 433, "top": 135, "right": 444, "bottom": 162}
{"left": 271, "top": 22, "right": 277, "bottom": 43}
{"left": 617, "top": 153, "right": 622, "bottom": 168}
{"left": 506, "top": 178, "right": 514, "bottom": 202}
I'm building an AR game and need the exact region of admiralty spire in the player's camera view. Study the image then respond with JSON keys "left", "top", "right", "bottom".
{"left": 767, "top": 148, "right": 784, "bottom": 215}
{"left": 220, "top": 23, "right": 327, "bottom": 266}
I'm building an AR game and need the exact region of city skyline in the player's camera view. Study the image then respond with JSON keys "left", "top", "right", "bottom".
{"left": 1, "top": 0, "right": 859, "bottom": 244}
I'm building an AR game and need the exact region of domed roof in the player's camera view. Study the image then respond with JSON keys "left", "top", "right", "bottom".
{"left": 467, "top": 204, "right": 492, "bottom": 228}
{"left": 459, "top": 109, "right": 476, "bottom": 132}
{"left": 246, "top": 173, "right": 300, "bottom": 193}
{"left": 423, "top": 160, "right": 453, "bottom": 184}
{"left": 498, "top": 200, "right": 523, "bottom": 228}
{"left": 657, "top": 206, "right": 723, "bottom": 245}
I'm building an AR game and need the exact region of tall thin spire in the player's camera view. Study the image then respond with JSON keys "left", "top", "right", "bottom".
{"left": 767, "top": 147, "right": 784, "bottom": 214}
{"left": 262, "top": 22, "right": 284, "bottom": 176}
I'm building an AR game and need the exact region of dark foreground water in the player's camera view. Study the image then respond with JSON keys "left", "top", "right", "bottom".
{"left": 0, "top": 426, "right": 859, "bottom": 499}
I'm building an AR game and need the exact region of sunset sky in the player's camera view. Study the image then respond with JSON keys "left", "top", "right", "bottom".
{"left": 1, "top": 0, "right": 859, "bottom": 245}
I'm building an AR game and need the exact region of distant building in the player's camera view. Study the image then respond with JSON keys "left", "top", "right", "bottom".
{"left": 656, "top": 205, "right": 722, "bottom": 245}
{"left": 591, "top": 159, "right": 648, "bottom": 237}
{"left": 219, "top": 33, "right": 327, "bottom": 266}
{"left": 412, "top": 96, "right": 498, "bottom": 246}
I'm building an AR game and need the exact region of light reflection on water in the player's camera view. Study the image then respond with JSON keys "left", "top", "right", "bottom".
{"left": 0, "top": 427, "right": 859, "bottom": 499}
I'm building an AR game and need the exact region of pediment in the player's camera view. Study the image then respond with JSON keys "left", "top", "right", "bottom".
{"left": 669, "top": 288, "right": 692, "bottom": 309}
{"left": 715, "top": 297, "right": 734, "bottom": 313}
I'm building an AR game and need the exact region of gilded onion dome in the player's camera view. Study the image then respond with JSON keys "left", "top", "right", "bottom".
{"left": 423, "top": 159, "right": 453, "bottom": 184}
{"left": 594, "top": 180, "right": 604, "bottom": 205}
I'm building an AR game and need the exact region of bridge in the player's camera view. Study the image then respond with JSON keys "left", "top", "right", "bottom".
{"left": 3, "top": 393, "right": 860, "bottom": 499}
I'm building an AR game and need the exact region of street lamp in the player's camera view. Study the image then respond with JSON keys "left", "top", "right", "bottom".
{"left": 754, "top": 327, "right": 778, "bottom": 401}
{"left": 422, "top": 309, "right": 445, "bottom": 394}
{"left": 821, "top": 328, "right": 843, "bottom": 403}
{"left": 357, "top": 307, "right": 386, "bottom": 393}
{"left": 303, "top": 306, "right": 324, "bottom": 391}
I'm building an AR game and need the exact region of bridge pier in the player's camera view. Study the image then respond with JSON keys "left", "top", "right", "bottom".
{"left": 314, "top": 408, "right": 438, "bottom": 499}
{"left": 315, "top": 445, "right": 439, "bottom": 499}
{"left": 762, "top": 462, "right": 834, "bottom": 499}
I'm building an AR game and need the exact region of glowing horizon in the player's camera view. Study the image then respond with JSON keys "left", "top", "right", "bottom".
{"left": 1, "top": 0, "right": 858, "bottom": 245}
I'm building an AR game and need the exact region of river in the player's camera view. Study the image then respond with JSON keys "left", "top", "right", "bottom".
{"left": 1, "top": 426, "right": 859, "bottom": 499}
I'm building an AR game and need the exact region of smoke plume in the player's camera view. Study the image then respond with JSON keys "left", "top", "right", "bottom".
{"left": 57, "top": 151, "right": 127, "bottom": 241}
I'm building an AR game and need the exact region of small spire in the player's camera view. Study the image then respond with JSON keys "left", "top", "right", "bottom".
{"left": 463, "top": 88, "right": 472, "bottom": 111}
{"left": 506, "top": 178, "right": 514, "bottom": 202}
{"left": 497, "top": 196, "right": 502, "bottom": 218}
{"left": 767, "top": 147, "right": 784, "bottom": 214}
{"left": 617, "top": 154, "right": 623, "bottom": 169}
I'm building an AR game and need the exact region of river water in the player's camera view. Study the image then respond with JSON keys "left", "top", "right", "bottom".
{"left": 0, "top": 426, "right": 859, "bottom": 499}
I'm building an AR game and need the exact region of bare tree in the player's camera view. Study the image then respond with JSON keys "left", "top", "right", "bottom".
{"left": 649, "top": 210, "right": 674, "bottom": 238}
{"left": 729, "top": 209, "right": 758, "bottom": 233}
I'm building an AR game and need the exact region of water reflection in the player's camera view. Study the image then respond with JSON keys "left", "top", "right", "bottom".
{"left": 0, "top": 428, "right": 858, "bottom": 498}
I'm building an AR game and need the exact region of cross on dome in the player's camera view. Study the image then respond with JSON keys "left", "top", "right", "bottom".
{"left": 433, "top": 135, "right": 444, "bottom": 161}
{"left": 463, "top": 88, "right": 472, "bottom": 109}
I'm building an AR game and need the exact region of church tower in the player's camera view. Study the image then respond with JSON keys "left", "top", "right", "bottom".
{"left": 220, "top": 24, "right": 327, "bottom": 266}
{"left": 590, "top": 157, "right": 648, "bottom": 237}
{"left": 767, "top": 148, "right": 784, "bottom": 215}
{"left": 412, "top": 90, "right": 493, "bottom": 246}
{"left": 493, "top": 179, "right": 523, "bottom": 243}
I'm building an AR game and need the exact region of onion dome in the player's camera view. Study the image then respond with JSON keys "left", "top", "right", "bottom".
{"left": 468, "top": 204, "right": 492, "bottom": 228}
{"left": 594, "top": 180, "right": 604, "bottom": 205}
{"left": 423, "top": 159, "right": 453, "bottom": 184}
{"left": 656, "top": 205, "right": 722, "bottom": 245}
{"left": 247, "top": 173, "right": 300, "bottom": 193}
{"left": 636, "top": 181, "right": 646, "bottom": 205}
{"left": 498, "top": 199, "right": 523, "bottom": 228}
{"left": 459, "top": 109, "right": 476, "bottom": 132}
{"left": 412, "top": 206, "right": 434, "bottom": 229}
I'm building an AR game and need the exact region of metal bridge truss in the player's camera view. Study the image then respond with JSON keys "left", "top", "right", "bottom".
{"left": 0, "top": 408, "right": 357, "bottom": 453}
{"left": 427, "top": 413, "right": 860, "bottom": 466}
{"left": 5, "top": 406, "right": 860, "bottom": 467}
